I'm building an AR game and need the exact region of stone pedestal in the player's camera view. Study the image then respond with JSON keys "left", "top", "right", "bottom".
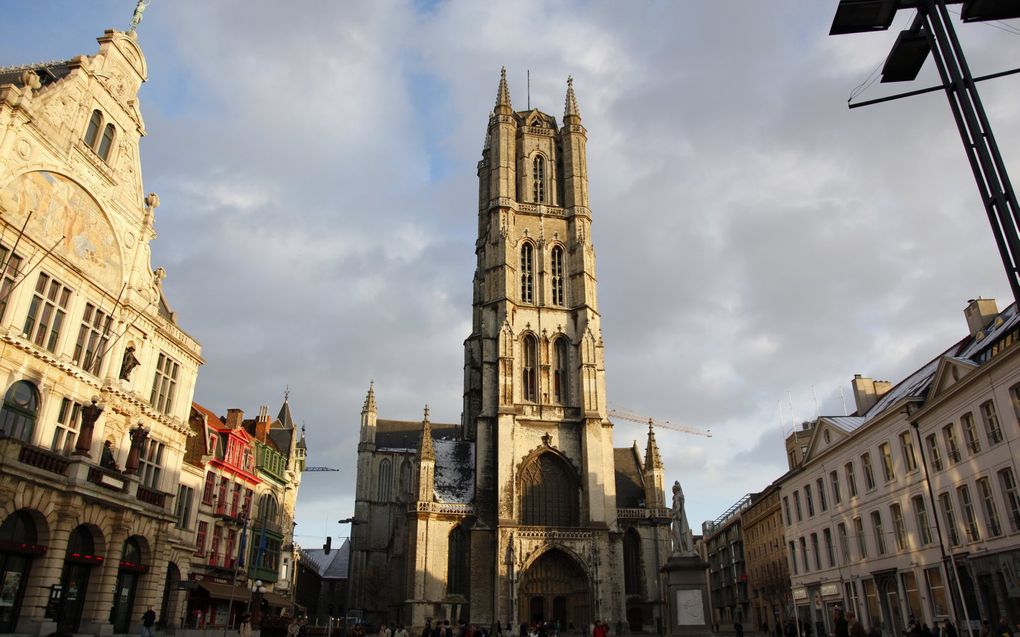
{"left": 661, "top": 554, "right": 712, "bottom": 637}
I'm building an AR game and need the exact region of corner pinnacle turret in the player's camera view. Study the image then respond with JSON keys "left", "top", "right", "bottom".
{"left": 362, "top": 380, "right": 377, "bottom": 414}
{"left": 419, "top": 404, "right": 435, "bottom": 461}
{"left": 564, "top": 75, "right": 581, "bottom": 123}
{"left": 644, "top": 422, "right": 663, "bottom": 471}
{"left": 495, "top": 66, "right": 512, "bottom": 115}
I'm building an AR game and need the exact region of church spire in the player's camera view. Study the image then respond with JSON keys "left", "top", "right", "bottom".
{"left": 362, "top": 380, "right": 377, "bottom": 414}
{"left": 563, "top": 75, "right": 581, "bottom": 123}
{"left": 419, "top": 404, "right": 435, "bottom": 461}
{"left": 644, "top": 421, "right": 663, "bottom": 471}
{"left": 495, "top": 66, "right": 513, "bottom": 115}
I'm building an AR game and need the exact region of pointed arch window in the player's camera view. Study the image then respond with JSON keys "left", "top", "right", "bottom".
{"left": 378, "top": 458, "right": 392, "bottom": 501}
{"left": 553, "top": 337, "right": 568, "bottom": 404}
{"left": 85, "top": 110, "right": 103, "bottom": 149}
{"left": 522, "top": 334, "right": 538, "bottom": 402}
{"left": 533, "top": 155, "right": 546, "bottom": 203}
{"left": 98, "top": 124, "right": 116, "bottom": 161}
{"left": 550, "top": 245, "right": 564, "bottom": 306}
{"left": 520, "top": 453, "right": 579, "bottom": 526}
{"left": 448, "top": 526, "right": 468, "bottom": 595}
{"left": 520, "top": 243, "right": 534, "bottom": 303}
{"left": 0, "top": 381, "right": 39, "bottom": 442}
{"left": 399, "top": 460, "right": 413, "bottom": 501}
{"left": 623, "top": 529, "right": 643, "bottom": 595}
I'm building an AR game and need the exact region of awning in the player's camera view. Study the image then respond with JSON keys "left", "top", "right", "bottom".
{"left": 197, "top": 582, "right": 249, "bottom": 602}
{"left": 262, "top": 591, "right": 294, "bottom": 608}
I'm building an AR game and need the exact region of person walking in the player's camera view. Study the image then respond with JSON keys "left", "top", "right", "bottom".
{"left": 834, "top": 609, "right": 849, "bottom": 637}
{"left": 847, "top": 614, "right": 864, "bottom": 637}
{"left": 239, "top": 614, "right": 253, "bottom": 637}
{"left": 141, "top": 607, "right": 157, "bottom": 637}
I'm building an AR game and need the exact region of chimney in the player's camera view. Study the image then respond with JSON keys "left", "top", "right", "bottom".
{"left": 964, "top": 298, "right": 998, "bottom": 337}
{"left": 225, "top": 408, "right": 244, "bottom": 429}
{"left": 255, "top": 405, "right": 270, "bottom": 442}
{"left": 851, "top": 375, "right": 891, "bottom": 415}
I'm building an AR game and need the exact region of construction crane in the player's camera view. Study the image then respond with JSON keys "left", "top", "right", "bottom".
{"left": 304, "top": 466, "right": 339, "bottom": 472}
{"left": 608, "top": 407, "right": 712, "bottom": 438}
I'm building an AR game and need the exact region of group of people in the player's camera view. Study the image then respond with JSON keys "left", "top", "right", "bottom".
{"left": 409, "top": 619, "right": 605, "bottom": 637}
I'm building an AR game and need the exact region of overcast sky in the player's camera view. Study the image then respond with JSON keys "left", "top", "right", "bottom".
{"left": 4, "top": 1, "right": 1020, "bottom": 546}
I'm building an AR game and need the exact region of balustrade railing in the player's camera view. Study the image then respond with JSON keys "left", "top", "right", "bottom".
{"left": 17, "top": 444, "right": 71, "bottom": 475}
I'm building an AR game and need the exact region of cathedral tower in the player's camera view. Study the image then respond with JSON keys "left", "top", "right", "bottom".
{"left": 462, "top": 69, "right": 624, "bottom": 628}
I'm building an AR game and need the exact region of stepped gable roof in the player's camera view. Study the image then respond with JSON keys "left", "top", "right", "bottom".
{"left": 0, "top": 59, "right": 74, "bottom": 89}
{"left": 375, "top": 418, "right": 460, "bottom": 450}
{"left": 614, "top": 446, "right": 645, "bottom": 508}
{"left": 185, "top": 402, "right": 218, "bottom": 467}
{"left": 300, "top": 539, "right": 349, "bottom": 580}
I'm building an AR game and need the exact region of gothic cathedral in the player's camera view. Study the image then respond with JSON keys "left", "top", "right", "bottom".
{"left": 350, "top": 70, "right": 672, "bottom": 633}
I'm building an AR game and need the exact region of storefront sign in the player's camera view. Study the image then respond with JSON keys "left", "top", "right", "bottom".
{"left": 821, "top": 583, "right": 841, "bottom": 597}
{"left": 792, "top": 587, "right": 808, "bottom": 601}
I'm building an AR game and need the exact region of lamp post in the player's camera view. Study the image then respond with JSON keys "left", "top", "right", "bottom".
{"left": 337, "top": 517, "right": 364, "bottom": 637}
{"left": 252, "top": 579, "right": 267, "bottom": 628}
{"left": 830, "top": 0, "right": 1020, "bottom": 305}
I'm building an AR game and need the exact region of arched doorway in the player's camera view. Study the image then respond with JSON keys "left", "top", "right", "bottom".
{"left": 58, "top": 525, "right": 104, "bottom": 634}
{"left": 160, "top": 562, "right": 181, "bottom": 627}
{"left": 518, "top": 549, "right": 590, "bottom": 630}
{"left": 111, "top": 536, "right": 148, "bottom": 633}
{"left": 0, "top": 510, "right": 46, "bottom": 632}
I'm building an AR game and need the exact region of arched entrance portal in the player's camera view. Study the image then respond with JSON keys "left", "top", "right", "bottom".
{"left": 518, "top": 549, "right": 590, "bottom": 630}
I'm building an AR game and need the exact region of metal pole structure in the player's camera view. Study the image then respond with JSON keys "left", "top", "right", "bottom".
{"left": 921, "top": 0, "right": 1020, "bottom": 305}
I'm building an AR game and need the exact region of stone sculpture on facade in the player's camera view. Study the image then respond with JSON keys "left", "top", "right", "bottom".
{"left": 125, "top": 423, "right": 149, "bottom": 475}
{"left": 672, "top": 480, "right": 696, "bottom": 556}
{"left": 120, "top": 345, "right": 140, "bottom": 381}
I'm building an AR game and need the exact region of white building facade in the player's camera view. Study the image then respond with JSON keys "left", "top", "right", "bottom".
{"left": 782, "top": 299, "right": 1020, "bottom": 637}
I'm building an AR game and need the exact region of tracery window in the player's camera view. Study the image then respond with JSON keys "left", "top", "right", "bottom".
{"left": 448, "top": 526, "right": 468, "bottom": 595}
{"left": 553, "top": 337, "right": 568, "bottom": 404}
{"left": 378, "top": 458, "right": 392, "bottom": 500}
{"left": 0, "top": 380, "right": 38, "bottom": 442}
{"left": 399, "top": 460, "right": 413, "bottom": 501}
{"left": 522, "top": 334, "right": 538, "bottom": 402}
{"left": 520, "top": 243, "right": 534, "bottom": 303}
{"left": 623, "top": 529, "right": 642, "bottom": 595}
{"left": 259, "top": 494, "right": 279, "bottom": 525}
{"left": 533, "top": 155, "right": 545, "bottom": 203}
{"left": 520, "top": 452, "right": 578, "bottom": 526}
{"left": 550, "top": 246, "right": 564, "bottom": 306}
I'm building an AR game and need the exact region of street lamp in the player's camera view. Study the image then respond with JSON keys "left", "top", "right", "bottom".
{"left": 337, "top": 517, "right": 364, "bottom": 637}
{"left": 830, "top": 0, "right": 1020, "bottom": 305}
{"left": 251, "top": 579, "right": 268, "bottom": 627}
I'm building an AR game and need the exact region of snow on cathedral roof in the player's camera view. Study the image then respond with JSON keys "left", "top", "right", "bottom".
{"left": 434, "top": 439, "right": 475, "bottom": 503}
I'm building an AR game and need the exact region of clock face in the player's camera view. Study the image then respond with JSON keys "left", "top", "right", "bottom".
{"left": 676, "top": 589, "right": 706, "bottom": 626}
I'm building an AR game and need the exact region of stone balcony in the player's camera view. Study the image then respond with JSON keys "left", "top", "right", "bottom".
{"left": 1, "top": 435, "right": 175, "bottom": 514}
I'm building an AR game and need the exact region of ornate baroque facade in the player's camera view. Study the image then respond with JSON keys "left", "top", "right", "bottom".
{"left": 350, "top": 71, "right": 672, "bottom": 633}
{"left": 0, "top": 29, "right": 203, "bottom": 636}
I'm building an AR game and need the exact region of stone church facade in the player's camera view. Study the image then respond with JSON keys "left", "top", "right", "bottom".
{"left": 350, "top": 71, "right": 672, "bottom": 633}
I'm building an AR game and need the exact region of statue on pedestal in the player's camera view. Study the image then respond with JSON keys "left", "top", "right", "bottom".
{"left": 671, "top": 480, "right": 696, "bottom": 556}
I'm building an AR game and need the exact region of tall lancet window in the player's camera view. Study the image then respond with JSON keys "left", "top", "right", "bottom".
{"left": 553, "top": 337, "right": 568, "bottom": 404}
{"left": 520, "top": 243, "right": 534, "bottom": 303}
{"left": 550, "top": 245, "right": 564, "bottom": 306}
{"left": 533, "top": 155, "right": 545, "bottom": 203}
{"left": 522, "top": 334, "right": 538, "bottom": 402}
{"left": 378, "top": 458, "right": 392, "bottom": 500}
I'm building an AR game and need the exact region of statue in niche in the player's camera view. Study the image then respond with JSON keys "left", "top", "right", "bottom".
{"left": 120, "top": 345, "right": 140, "bottom": 381}
{"left": 672, "top": 480, "right": 696, "bottom": 556}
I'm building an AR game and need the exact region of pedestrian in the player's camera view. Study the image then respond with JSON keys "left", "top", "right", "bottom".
{"left": 287, "top": 617, "right": 301, "bottom": 637}
{"left": 424, "top": 621, "right": 434, "bottom": 637}
{"left": 736, "top": 621, "right": 744, "bottom": 637}
{"left": 397, "top": 624, "right": 410, "bottom": 637}
{"left": 981, "top": 621, "right": 992, "bottom": 637}
{"left": 786, "top": 619, "right": 797, "bottom": 637}
{"left": 921, "top": 625, "right": 933, "bottom": 637}
{"left": 593, "top": 621, "right": 607, "bottom": 637}
{"left": 847, "top": 614, "right": 864, "bottom": 637}
{"left": 941, "top": 620, "right": 958, "bottom": 637}
{"left": 995, "top": 618, "right": 1010, "bottom": 637}
{"left": 834, "top": 609, "right": 848, "bottom": 637}
{"left": 239, "top": 614, "right": 253, "bottom": 637}
{"left": 141, "top": 606, "right": 156, "bottom": 637}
